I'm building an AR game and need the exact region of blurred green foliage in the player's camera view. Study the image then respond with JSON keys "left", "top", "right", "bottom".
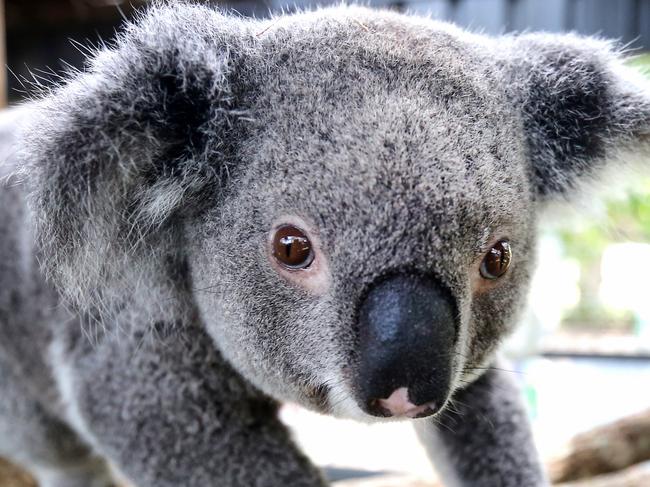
{"left": 626, "top": 53, "right": 650, "bottom": 72}
{"left": 559, "top": 179, "right": 650, "bottom": 260}
{"left": 557, "top": 182, "right": 650, "bottom": 331}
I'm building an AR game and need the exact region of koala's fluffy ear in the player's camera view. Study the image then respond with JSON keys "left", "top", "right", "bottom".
{"left": 500, "top": 34, "right": 650, "bottom": 198}
{"left": 22, "top": 4, "right": 247, "bottom": 312}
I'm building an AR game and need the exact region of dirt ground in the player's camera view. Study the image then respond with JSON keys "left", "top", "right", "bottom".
{"left": 0, "top": 458, "right": 36, "bottom": 487}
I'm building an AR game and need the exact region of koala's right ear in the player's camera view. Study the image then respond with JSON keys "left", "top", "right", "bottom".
{"left": 499, "top": 34, "right": 650, "bottom": 199}
{"left": 22, "top": 4, "right": 249, "bottom": 311}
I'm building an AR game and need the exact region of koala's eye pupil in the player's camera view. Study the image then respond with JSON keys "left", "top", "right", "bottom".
{"left": 272, "top": 225, "right": 314, "bottom": 269}
{"left": 480, "top": 240, "right": 512, "bottom": 280}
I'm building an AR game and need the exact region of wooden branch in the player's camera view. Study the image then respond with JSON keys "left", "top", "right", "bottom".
{"left": 0, "top": 458, "right": 35, "bottom": 487}
{"left": 548, "top": 408, "right": 650, "bottom": 483}
{"left": 555, "top": 460, "right": 650, "bottom": 487}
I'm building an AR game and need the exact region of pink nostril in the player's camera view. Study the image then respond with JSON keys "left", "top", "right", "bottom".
{"left": 377, "top": 387, "right": 436, "bottom": 418}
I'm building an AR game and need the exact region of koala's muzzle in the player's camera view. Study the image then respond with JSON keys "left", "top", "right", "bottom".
{"left": 356, "top": 274, "right": 457, "bottom": 418}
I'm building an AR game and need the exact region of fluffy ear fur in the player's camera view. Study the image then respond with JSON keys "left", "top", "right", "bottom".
{"left": 22, "top": 3, "right": 247, "bottom": 315}
{"left": 500, "top": 34, "right": 650, "bottom": 197}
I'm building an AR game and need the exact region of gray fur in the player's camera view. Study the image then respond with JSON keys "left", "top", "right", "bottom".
{"left": 1, "top": 2, "right": 649, "bottom": 486}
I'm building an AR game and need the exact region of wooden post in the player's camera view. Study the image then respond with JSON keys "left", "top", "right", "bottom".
{"left": 0, "top": 0, "right": 6, "bottom": 108}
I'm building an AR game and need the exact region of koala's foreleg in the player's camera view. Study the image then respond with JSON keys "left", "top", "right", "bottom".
{"left": 57, "top": 322, "right": 327, "bottom": 487}
{"left": 414, "top": 366, "right": 547, "bottom": 487}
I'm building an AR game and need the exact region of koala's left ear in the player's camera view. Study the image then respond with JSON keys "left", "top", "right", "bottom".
{"left": 22, "top": 4, "right": 249, "bottom": 311}
{"left": 499, "top": 34, "right": 650, "bottom": 198}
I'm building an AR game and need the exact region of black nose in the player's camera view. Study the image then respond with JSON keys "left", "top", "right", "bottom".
{"left": 355, "top": 274, "right": 457, "bottom": 418}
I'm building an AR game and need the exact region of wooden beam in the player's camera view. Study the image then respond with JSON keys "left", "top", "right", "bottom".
{"left": 0, "top": 0, "right": 6, "bottom": 108}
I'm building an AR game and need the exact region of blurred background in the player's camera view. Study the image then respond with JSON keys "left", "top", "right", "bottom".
{"left": 2, "top": 1, "right": 650, "bottom": 486}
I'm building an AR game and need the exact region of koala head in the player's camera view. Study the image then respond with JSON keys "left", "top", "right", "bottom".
{"left": 24, "top": 3, "right": 650, "bottom": 421}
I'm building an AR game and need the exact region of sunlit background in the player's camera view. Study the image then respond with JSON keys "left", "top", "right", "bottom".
{"left": 2, "top": 1, "right": 650, "bottom": 486}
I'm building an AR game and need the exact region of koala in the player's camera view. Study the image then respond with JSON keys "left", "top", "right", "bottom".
{"left": 1, "top": 2, "right": 650, "bottom": 486}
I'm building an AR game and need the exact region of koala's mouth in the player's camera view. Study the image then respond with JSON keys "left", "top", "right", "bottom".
{"left": 369, "top": 388, "right": 438, "bottom": 419}
{"left": 309, "top": 380, "right": 443, "bottom": 421}
{"left": 304, "top": 383, "right": 332, "bottom": 411}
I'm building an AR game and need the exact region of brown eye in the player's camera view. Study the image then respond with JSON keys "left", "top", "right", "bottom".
{"left": 272, "top": 225, "right": 314, "bottom": 269}
{"left": 480, "top": 240, "right": 512, "bottom": 280}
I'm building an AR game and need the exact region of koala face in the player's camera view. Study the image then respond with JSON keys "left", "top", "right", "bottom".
{"left": 188, "top": 20, "right": 537, "bottom": 420}
{"left": 25, "top": 5, "right": 650, "bottom": 422}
